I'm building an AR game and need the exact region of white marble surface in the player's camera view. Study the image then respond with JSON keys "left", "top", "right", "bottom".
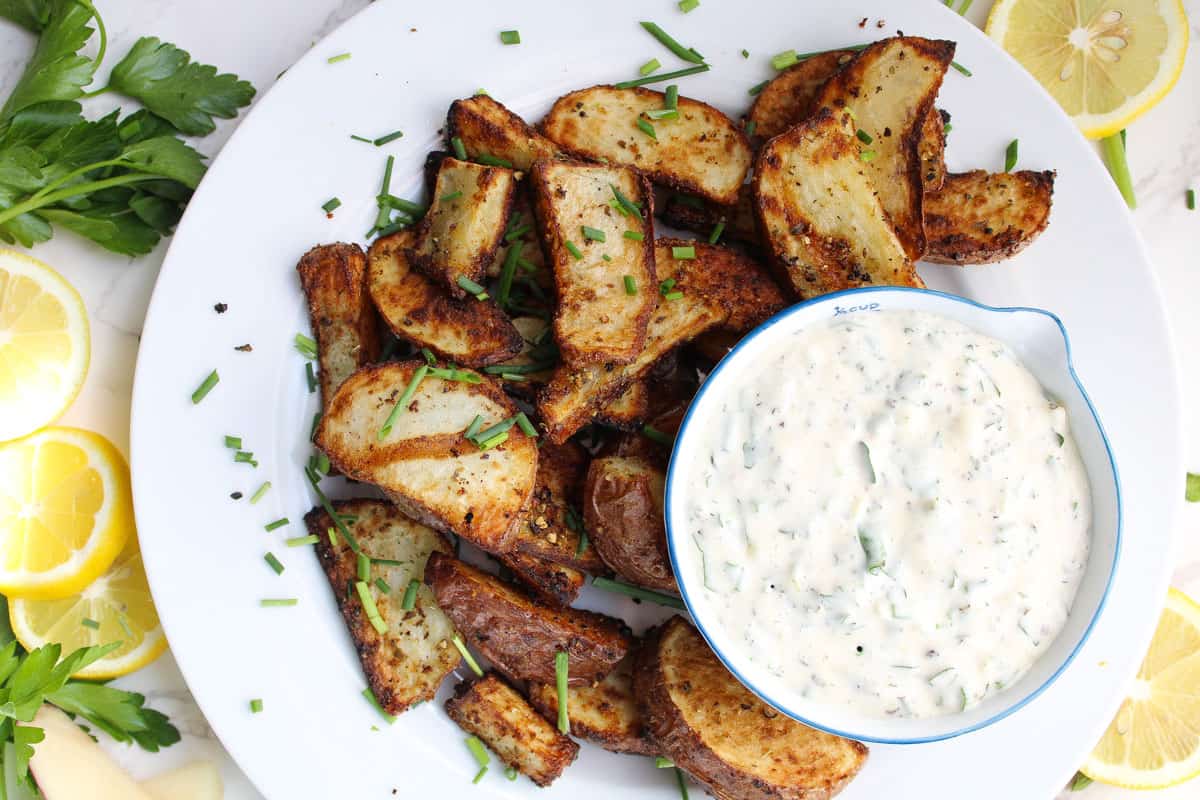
{"left": 1, "top": 1, "right": 1198, "bottom": 797}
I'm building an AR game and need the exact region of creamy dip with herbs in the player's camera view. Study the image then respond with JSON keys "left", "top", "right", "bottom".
{"left": 683, "top": 309, "right": 1091, "bottom": 718}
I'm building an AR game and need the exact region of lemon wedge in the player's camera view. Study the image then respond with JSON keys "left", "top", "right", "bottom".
{"left": 986, "top": 0, "right": 1189, "bottom": 139}
{"left": 1081, "top": 588, "right": 1200, "bottom": 788}
{"left": 0, "top": 249, "right": 90, "bottom": 443}
{"left": 9, "top": 531, "right": 165, "bottom": 679}
{"left": 0, "top": 427, "right": 132, "bottom": 599}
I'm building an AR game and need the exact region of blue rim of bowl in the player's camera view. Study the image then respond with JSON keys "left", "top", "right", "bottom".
{"left": 664, "top": 285, "right": 1124, "bottom": 745}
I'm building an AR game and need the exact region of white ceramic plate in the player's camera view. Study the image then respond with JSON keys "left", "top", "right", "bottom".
{"left": 129, "top": 1, "right": 1182, "bottom": 798}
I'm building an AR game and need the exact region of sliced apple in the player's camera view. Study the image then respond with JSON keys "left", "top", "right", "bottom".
{"left": 140, "top": 761, "right": 223, "bottom": 800}
{"left": 29, "top": 705, "right": 153, "bottom": 800}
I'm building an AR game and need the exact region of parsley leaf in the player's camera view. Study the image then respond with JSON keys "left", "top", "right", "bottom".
{"left": 109, "top": 36, "right": 255, "bottom": 136}
{"left": 117, "top": 135, "right": 206, "bottom": 188}
{"left": 0, "top": 0, "right": 51, "bottom": 32}
{"left": 0, "top": 0, "right": 98, "bottom": 125}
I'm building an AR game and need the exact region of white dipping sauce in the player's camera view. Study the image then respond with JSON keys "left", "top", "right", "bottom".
{"left": 683, "top": 309, "right": 1091, "bottom": 719}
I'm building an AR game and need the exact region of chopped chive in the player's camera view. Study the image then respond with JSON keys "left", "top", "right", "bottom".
{"left": 500, "top": 373, "right": 526, "bottom": 382}
{"left": 440, "top": 190, "right": 463, "bottom": 203}
{"left": 373, "top": 129, "right": 404, "bottom": 146}
{"left": 748, "top": 79, "right": 769, "bottom": 96}
{"left": 639, "top": 21, "right": 705, "bottom": 64}
{"left": 856, "top": 128, "right": 873, "bottom": 144}
{"left": 327, "top": 52, "right": 351, "bottom": 64}
{"left": 499, "top": 29, "right": 521, "bottom": 45}
{"left": 592, "top": 576, "right": 685, "bottom": 608}
{"left": 264, "top": 552, "right": 284, "bottom": 575}
{"left": 380, "top": 195, "right": 426, "bottom": 216}
{"left": 943, "top": 122, "right": 953, "bottom": 135}
{"left": 305, "top": 361, "right": 317, "bottom": 393}
{"left": 375, "top": 219, "right": 409, "bottom": 238}
{"left": 321, "top": 197, "right": 341, "bottom": 213}
{"left": 610, "top": 184, "right": 644, "bottom": 218}
{"left": 639, "top": 58, "right": 662, "bottom": 76}
{"left": 260, "top": 598, "right": 298, "bottom": 607}
{"left": 355, "top": 581, "right": 387, "bottom": 634}
{"left": 859, "top": 149, "right": 878, "bottom": 163}
{"left": 378, "top": 364, "right": 429, "bottom": 441}
{"left": 80, "top": 617, "right": 100, "bottom": 630}
{"left": 314, "top": 450, "right": 330, "bottom": 475}
{"left": 659, "top": 277, "right": 677, "bottom": 293}
{"left": 375, "top": 577, "right": 392, "bottom": 594}
{"left": 505, "top": 224, "right": 533, "bottom": 242}
{"left": 576, "top": 527, "right": 589, "bottom": 557}
{"left": 741, "top": 48, "right": 749, "bottom": 58}
{"left": 744, "top": 120, "right": 757, "bottom": 137}
{"left": 581, "top": 225, "right": 606, "bottom": 242}
{"left": 294, "top": 332, "right": 318, "bottom": 358}
{"left": 472, "top": 417, "right": 519, "bottom": 442}
{"left": 456, "top": 275, "right": 488, "bottom": 296}
{"left": 402, "top": 579, "right": 420, "bottom": 610}
{"left": 624, "top": 275, "right": 637, "bottom": 295}
{"left": 621, "top": 230, "right": 643, "bottom": 242}
{"left": 671, "top": 245, "right": 696, "bottom": 260}
{"left": 249, "top": 698, "right": 263, "bottom": 713}
{"left": 249, "top": 481, "right": 271, "bottom": 504}
{"left": 664, "top": 84, "right": 678, "bottom": 109}
{"left": 327, "top": 526, "right": 339, "bottom": 546}
{"left": 655, "top": 757, "right": 675, "bottom": 768}
{"left": 464, "top": 414, "right": 485, "bottom": 440}
{"left": 1004, "top": 139, "right": 1019, "bottom": 172}
{"left": 357, "top": 552, "right": 371, "bottom": 582}
{"left": 771, "top": 49, "right": 798, "bottom": 70}
{"left": 191, "top": 370, "right": 219, "bottom": 404}
{"left": 1100, "top": 132, "right": 1136, "bottom": 209}
{"left": 646, "top": 108, "right": 679, "bottom": 120}
{"left": 264, "top": 517, "right": 289, "bottom": 532}
{"left": 234, "top": 450, "right": 258, "bottom": 466}
{"left": 476, "top": 153, "right": 514, "bottom": 168}
{"left": 374, "top": 154, "right": 396, "bottom": 230}
{"left": 1186, "top": 472, "right": 1200, "bottom": 502}
{"left": 555, "top": 651, "right": 570, "bottom": 733}
{"left": 517, "top": 256, "right": 538, "bottom": 273}
{"left": 636, "top": 118, "right": 657, "bottom": 139}
{"left": 1188, "top": 189, "right": 1196, "bottom": 210}
{"left": 679, "top": 0, "right": 699, "bottom": 11}
{"left": 452, "top": 635, "right": 485, "bottom": 677}
{"left": 224, "top": 435, "right": 242, "bottom": 449}
{"left": 602, "top": 254, "right": 613, "bottom": 262}
{"left": 477, "top": 431, "right": 509, "bottom": 451}
{"left": 350, "top": 134, "right": 372, "bottom": 143}
{"left": 565, "top": 241, "right": 584, "bottom": 260}
{"left": 708, "top": 221, "right": 725, "bottom": 244}
{"left": 675, "top": 767, "right": 689, "bottom": 799}
{"left": 482, "top": 360, "right": 556, "bottom": 375}
{"left": 419, "top": 347, "right": 436, "bottom": 365}
{"left": 614, "top": 63, "right": 709, "bottom": 89}
{"left": 473, "top": 767, "right": 488, "bottom": 784}
{"left": 515, "top": 412, "right": 538, "bottom": 438}
{"left": 306, "top": 468, "right": 364, "bottom": 555}
{"left": 285, "top": 534, "right": 318, "bottom": 547}
{"left": 506, "top": 766, "right": 518, "bottom": 781}
{"left": 451, "top": 136, "right": 467, "bottom": 160}
{"left": 643, "top": 423, "right": 674, "bottom": 444}
{"left": 466, "top": 735, "right": 490, "bottom": 768}
{"left": 663, "top": 291, "right": 683, "bottom": 301}
{"left": 363, "top": 687, "right": 396, "bottom": 723}
{"left": 951, "top": 60, "right": 972, "bottom": 77}
{"left": 498, "top": 242, "right": 523, "bottom": 308}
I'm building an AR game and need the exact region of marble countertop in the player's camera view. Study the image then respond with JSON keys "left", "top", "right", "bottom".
{"left": 2, "top": 1, "right": 1198, "bottom": 797}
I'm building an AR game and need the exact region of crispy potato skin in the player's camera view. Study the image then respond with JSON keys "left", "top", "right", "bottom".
{"left": 530, "top": 159, "right": 656, "bottom": 366}
{"left": 747, "top": 50, "right": 856, "bottom": 142}
{"left": 447, "top": 95, "right": 562, "bottom": 171}
{"left": 541, "top": 85, "right": 752, "bottom": 205}
{"left": 527, "top": 648, "right": 657, "bottom": 756}
{"left": 919, "top": 108, "right": 947, "bottom": 192}
{"left": 659, "top": 187, "right": 762, "bottom": 249}
{"left": 446, "top": 673, "right": 579, "bottom": 787}
{"left": 409, "top": 157, "right": 517, "bottom": 297}
{"left": 636, "top": 618, "right": 869, "bottom": 800}
{"left": 923, "top": 170, "right": 1055, "bottom": 264}
{"left": 500, "top": 551, "right": 586, "bottom": 607}
{"left": 753, "top": 108, "right": 920, "bottom": 299}
{"left": 584, "top": 456, "right": 677, "bottom": 593}
{"left": 315, "top": 361, "right": 537, "bottom": 553}
{"left": 367, "top": 231, "right": 523, "bottom": 367}
{"left": 424, "top": 552, "right": 632, "bottom": 685}
{"left": 307, "top": 500, "right": 460, "bottom": 715}
{"left": 655, "top": 238, "right": 787, "bottom": 332}
{"left": 813, "top": 36, "right": 956, "bottom": 261}
{"left": 296, "top": 243, "right": 381, "bottom": 411}
{"left": 511, "top": 440, "right": 606, "bottom": 572}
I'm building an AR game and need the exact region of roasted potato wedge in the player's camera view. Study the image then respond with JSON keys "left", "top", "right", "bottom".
{"left": 367, "top": 231, "right": 523, "bottom": 367}
{"left": 530, "top": 159, "right": 656, "bottom": 366}
{"left": 447, "top": 94, "right": 563, "bottom": 171}
{"left": 296, "top": 243, "right": 381, "bottom": 409}
{"left": 500, "top": 551, "right": 586, "bottom": 607}
{"left": 664, "top": 239, "right": 787, "bottom": 331}
{"left": 446, "top": 673, "right": 579, "bottom": 787}
{"left": 636, "top": 617, "right": 869, "bottom": 800}
{"left": 658, "top": 187, "right": 761, "bottom": 249}
{"left": 409, "top": 157, "right": 517, "bottom": 297}
{"left": 425, "top": 551, "right": 632, "bottom": 684}
{"left": 541, "top": 85, "right": 752, "bottom": 205}
{"left": 813, "top": 36, "right": 956, "bottom": 260}
{"left": 527, "top": 648, "right": 656, "bottom": 756}
{"left": 919, "top": 108, "right": 948, "bottom": 192}
{"left": 746, "top": 49, "right": 856, "bottom": 142}
{"left": 486, "top": 187, "right": 552, "bottom": 289}
{"left": 510, "top": 440, "right": 606, "bottom": 573}
{"left": 923, "top": 170, "right": 1055, "bottom": 264}
{"left": 595, "top": 380, "right": 650, "bottom": 431}
{"left": 753, "top": 108, "right": 920, "bottom": 299}
{"left": 307, "top": 499, "right": 459, "bottom": 715}
{"left": 584, "top": 456, "right": 676, "bottom": 593}
{"left": 314, "top": 361, "right": 537, "bottom": 553}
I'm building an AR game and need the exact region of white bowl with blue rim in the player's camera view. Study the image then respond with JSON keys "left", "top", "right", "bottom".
{"left": 664, "top": 286, "right": 1122, "bottom": 744}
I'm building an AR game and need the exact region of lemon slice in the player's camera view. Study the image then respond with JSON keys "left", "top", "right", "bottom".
{"left": 1081, "top": 588, "right": 1200, "bottom": 788}
{"left": 0, "top": 249, "right": 90, "bottom": 443}
{"left": 0, "top": 427, "right": 132, "bottom": 598}
{"left": 986, "top": 0, "right": 1189, "bottom": 139}
{"left": 9, "top": 532, "right": 166, "bottom": 679}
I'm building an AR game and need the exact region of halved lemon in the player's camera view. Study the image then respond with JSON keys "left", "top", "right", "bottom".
{"left": 1080, "top": 588, "right": 1200, "bottom": 788}
{"left": 0, "top": 249, "right": 90, "bottom": 443}
{"left": 9, "top": 533, "right": 166, "bottom": 679}
{"left": 0, "top": 427, "right": 132, "bottom": 598}
{"left": 986, "top": 0, "right": 1189, "bottom": 139}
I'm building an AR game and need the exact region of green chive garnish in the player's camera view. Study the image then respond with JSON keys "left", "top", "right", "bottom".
{"left": 515, "top": 412, "right": 538, "bottom": 438}
{"left": 951, "top": 60, "right": 972, "bottom": 77}
{"left": 482, "top": 360, "right": 556, "bottom": 375}
{"left": 305, "top": 361, "right": 317, "bottom": 393}
{"left": 313, "top": 451, "right": 330, "bottom": 475}
{"left": 958, "top": 0, "right": 975, "bottom": 13}
{"left": 294, "top": 332, "right": 318, "bottom": 358}
{"left": 351, "top": 134, "right": 372, "bottom": 143}
{"left": 472, "top": 417, "right": 519, "bottom": 442}
{"left": 327, "top": 52, "right": 351, "bottom": 64}
{"left": 286, "top": 534, "right": 318, "bottom": 547}
{"left": 224, "top": 435, "right": 242, "bottom": 449}
{"left": 679, "top": 0, "right": 699, "bottom": 11}
{"left": 506, "top": 766, "right": 518, "bottom": 781}
{"left": 363, "top": 687, "right": 397, "bottom": 723}
{"left": 505, "top": 224, "right": 533, "bottom": 242}
{"left": 708, "top": 221, "right": 725, "bottom": 244}
{"left": 264, "top": 552, "right": 284, "bottom": 575}
{"left": 321, "top": 197, "right": 341, "bottom": 213}
{"left": 741, "top": 49, "right": 749, "bottom": 58}
{"left": 451, "top": 136, "right": 467, "bottom": 160}
{"left": 456, "top": 275, "right": 489, "bottom": 298}
{"left": 592, "top": 576, "right": 685, "bottom": 608}
{"left": 477, "top": 431, "right": 509, "bottom": 451}
{"left": 660, "top": 277, "right": 677, "bottom": 294}
{"left": 498, "top": 243, "right": 523, "bottom": 308}
{"left": 744, "top": 120, "right": 757, "bottom": 137}
{"left": 623, "top": 230, "right": 644, "bottom": 241}
{"left": 748, "top": 79, "right": 769, "bottom": 96}
{"left": 400, "top": 578, "right": 420, "bottom": 610}
{"left": 675, "top": 767, "right": 689, "bottom": 799}
{"left": 373, "top": 129, "right": 404, "bottom": 146}
{"left": 771, "top": 49, "right": 798, "bottom": 70}
{"left": 602, "top": 254, "right": 613, "bottom": 262}
{"left": 944, "top": 122, "right": 953, "bottom": 135}
{"left": 1100, "top": 131, "right": 1135, "bottom": 209}
{"left": 663, "top": 291, "right": 683, "bottom": 301}
{"left": 581, "top": 225, "right": 606, "bottom": 242}
{"left": 639, "top": 58, "right": 661, "bottom": 76}
{"left": 249, "top": 481, "right": 271, "bottom": 504}
{"left": 473, "top": 767, "right": 488, "bottom": 784}
{"left": 264, "top": 518, "right": 289, "bottom": 532}
{"left": 466, "top": 735, "right": 490, "bottom": 769}
{"left": 357, "top": 552, "right": 371, "bottom": 582}
{"left": 441, "top": 190, "right": 463, "bottom": 203}
{"left": 655, "top": 757, "right": 675, "bottom": 768}
{"left": 81, "top": 617, "right": 100, "bottom": 630}
{"left": 499, "top": 30, "right": 521, "bottom": 45}
{"left": 464, "top": 414, "right": 485, "bottom": 440}
{"left": 859, "top": 149, "right": 878, "bottom": 163}
{"left": 1186, "top": 472, "right": 1200, "bottom": 502}
{"left": 1004, "top": 139, "right": 1019, "bottom": 173}
{"left": 624, "top": 275, "right": 637, "bottom": 295}
{"left": 671, "top": 245, "right": 696, "bottom": 260}
{"left": 378, "top": 364, "right": 428, "bottom": 441}
{"left": 643, "top": 423, "right": 674, "bottom": 444}
{"left": 191, "top": 370, "right": 219, "bottom": 404}
{"left": 1188, "top": 189, "right": 1196, "bottom": 210}
{"left": 260, "top": 598, "right": 298, "bottom": 607}
{"left": 476, "top": 153, "right": 514, "bottom": 168}
{"left": 664, "top": 84, "right": 678, "bottom": 109}
{"left": 576, "top": 527, "right": 589, "bottom": 557}
{"left": 249, "top": 698, "right": 264, "bottom": 713}
{"left": 555, "top": 651, "right": 570, "bottom": 733}
{"left": 565, "top": 241, "right": 583, "bottom": 260}
{"left": 355, "top": 581, "right": 387, "bottom": 634}
{"left": 610, "top": 184, "right": 643, "bottom": 218}
{"left": 856, "top": 129, "right": 873, "bottom": 144}
{"left": 452, "top": 635, "right": 485, "bottom": 677}
{"left": 614, "top": 64, "right": 709, "bottom": 89}
{"left": 646, "top": 108, "right": 679, "bottom": 120}
{"left": 234, "top": 451, "right": 258, "bottom": 466}
{"left": 636, "top": 118, "right": 657, "bottom": 139}
{"left": 639, "top": 21, "right": 705, "bottom": 64}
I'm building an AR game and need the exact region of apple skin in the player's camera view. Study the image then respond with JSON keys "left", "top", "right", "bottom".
{"left": 140, "top": 760, "right": 223, "bottom": 800}
{"left": 28, "top": 705, "right": 154, "bottom": 800}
